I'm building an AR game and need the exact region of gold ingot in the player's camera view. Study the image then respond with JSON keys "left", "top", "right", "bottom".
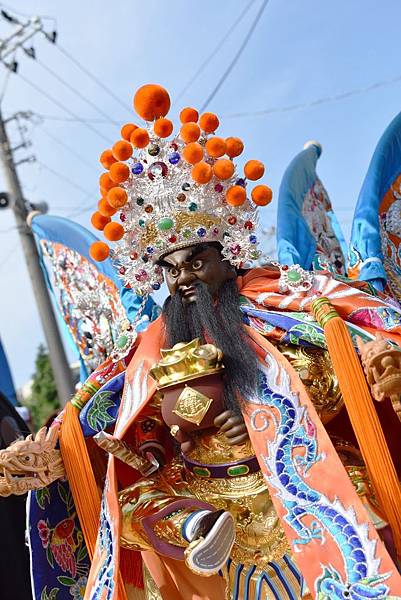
{"left": 150, "top": 339, "right": 224, "bottom": 389}
{"left": 160, "top": 339, "right": 200, "bottom": 359}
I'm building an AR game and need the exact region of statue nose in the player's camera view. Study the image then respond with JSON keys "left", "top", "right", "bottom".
{"left": 177, "top": 269, "right": 195, "bottom": 287}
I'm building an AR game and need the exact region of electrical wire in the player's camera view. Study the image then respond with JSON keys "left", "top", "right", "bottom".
{"left": 54, "top": 42, "right": 132, "bottom": 115}
{"left": 200, "top": 0, "right": 269, "bottom": 112}
{"left": 35, "top": 57, "right": 120, "bottom": 126}
{"left": 36, "top": 160, "right": 95, "bottom": 197}
{"left": 223, "top": 73, "right": 401, "bottom": 119}
{"left": 0, "top": 50, "right": 14, "bottom": 104}
{"left": 0, "top": 2, "right": 57, "bottom": 25}
{"left": 14, "top": 70, "right": 112, "bottom": 143}
{"left": 32, "top": 113, "right": 115, "bottom": 123}
{"left": 0, "top": 242, "right": 18, "bottom": 271}
{"left": 34, "top": 67, "right": 401, "bottom": 124}
{"left": 173, "top": 0, "right": 255, "bottom": 105}
{"left": 38, "top": 125, "right": 99, "bottom": 172}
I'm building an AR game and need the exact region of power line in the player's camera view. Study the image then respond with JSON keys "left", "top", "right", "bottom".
{"left": 0, "top": 2, "right": 57, "bottom": 25}
{"left": 38, "top": 124, "right": 99, "bottom": 172}
{"left": 0, "top": 50, "right": 13, "bottom": 104}
{"left": 173, "top": 0, "right": 255, "bottom": 105}
{"left": 200, "top": 0, "right": 269, "bottom": 112}
{"left": 223, "top": 73, "right": 401, "bottom": 119}
{"left": 35, "top": 57, "right": 120, "bottom": 126}
{"left": 65, "top": 204, "right": 94, "bottom": 219}
{"left": 36, "top": 160, "right": 95, "bottom": 197}
{"left": 34, "top": 68, "right": 401, "bottom": 125}
{"left": 33, "top": 112, "right": 116, "bottom": 123}
{"left": 54, "top": 42, "right": 132, "bottom": 115}
{"left": 14, "top": 70, "right": 112, "bottom": 143}
{"left": 0, "top": 242, "right": 18, "bottom": 271}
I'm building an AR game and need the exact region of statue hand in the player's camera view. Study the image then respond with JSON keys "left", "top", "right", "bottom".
{"left": 214, "top": 410, "right": 249, "bottom": 446}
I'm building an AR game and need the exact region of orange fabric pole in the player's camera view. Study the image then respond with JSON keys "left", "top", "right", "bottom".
{"left": 312, "top": 297, "right": 401, "bottom": 557}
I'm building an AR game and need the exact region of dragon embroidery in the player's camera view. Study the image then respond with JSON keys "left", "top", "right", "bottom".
{"left": 249, "top": 355, "right": 396, "bottom": 600}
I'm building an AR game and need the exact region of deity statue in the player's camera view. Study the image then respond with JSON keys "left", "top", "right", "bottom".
{"left": 2, "top": 84, "right": 401, "bottom": 600}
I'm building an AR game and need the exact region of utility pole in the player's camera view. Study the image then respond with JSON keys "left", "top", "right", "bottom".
{"left": 0, "top": 10, "right": 74, "bottom": 404}
{"left": 0, "top": 109, "right": 75, "bottom": 404}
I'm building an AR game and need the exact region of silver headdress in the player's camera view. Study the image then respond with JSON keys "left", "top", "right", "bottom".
{"left": 90, "top": 84, "right": 273, "bottom": 295}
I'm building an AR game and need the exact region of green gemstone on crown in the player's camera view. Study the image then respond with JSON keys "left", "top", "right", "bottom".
{"left": 287, "top": 270, "right": 302, "bottom": 283}
{"left": 183, "top": 229, "right": 192, "bottom": 239}
{"left": 116, "top": 334, "right": 128, "bottom": 349}
{"left": 157, "top": 217, "right": 174, "bottom": 231}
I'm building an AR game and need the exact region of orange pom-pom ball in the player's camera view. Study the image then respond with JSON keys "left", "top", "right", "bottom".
{"left": 90, "top": 241, "right": 110, "bottom": 262}
{"left": 180, "top": 107, "right": 199, "bottom": 124}
{"left": 130, "top": 127, "right": 150, "bottom": 148}
{"left": 244, "top": 160, "right": 265, "bottom": 181}
{"left": 226, "top": 185, "right": 246, "bottom": 206}
{"left": 121, "top": 123, "right": 137, "bottom": 141}
{"left": 251, "top": 185, "right": 273, "bottom": 206}
{"left": 100, "top": 149, "right": 117, "bottom": 169}
{"left": 107, "top": 187, "right": 128, "bottom": 208}
{"left": 191, "top": 161, "right": 213, "bottom": 184}
{"left": 154, "top": 117, "right": 173, "bottom": 138}
{"left": 182, "top": 142, "right": 204, "bottom": 165}
{"left": 99, "top": 172, "right": 115, "bottom": 191}
{"left": 109, "top": 162, "right": 130, "bottom": 184}
{"left": 199, "top": 112, "right": 219, "bottom": 133}
{"left": 180, "top": 122, "right": 201, "bottom": 143}
{"left": 133, "top": 84, "right": 171, "bottom": 121}
{"left": 225, "top": 137, "right": 244, "bottom": 158}
{"left": 213, "top": 158, "right": 234, "bottom": 180}
{"left": 104, "top": 222, "right": 125, "bottom": 241}
{"left": 98, "top": 198, "right": 117, "bottom": 217}
{"left": 112, "top": 140, "right": 133, "bottom": 161}
{"left": 205, "top": 137, "right": 226, "bottom": 158}
{"left": 91, "top": 211, "right": 111, "bottom": 231}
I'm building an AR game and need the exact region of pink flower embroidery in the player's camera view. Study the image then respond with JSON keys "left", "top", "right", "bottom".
{"left": 37, "top": 519, "right": 50, "bottom": 548}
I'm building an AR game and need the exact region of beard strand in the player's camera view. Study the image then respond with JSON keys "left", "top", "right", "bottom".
{"left": 162, "top": 280, "right": 259, "bottom": 413}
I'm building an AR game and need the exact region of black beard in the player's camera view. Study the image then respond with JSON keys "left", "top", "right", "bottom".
{"left": 162, "top": 280, "right": 259, "bottom": 414}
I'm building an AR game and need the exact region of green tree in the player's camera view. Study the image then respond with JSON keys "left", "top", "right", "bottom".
{"left": 25, "top": 344, "right": 60, "bottom": 430}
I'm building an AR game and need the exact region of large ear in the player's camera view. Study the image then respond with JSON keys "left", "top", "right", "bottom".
{"left": 355, "top": 336, "right": 365, "bottom": 355}
{"left": 35, "top": 427, "right": 47, "bottom": 443}
{"left": 46, "top": 423, "right": 60, "bottom": 447}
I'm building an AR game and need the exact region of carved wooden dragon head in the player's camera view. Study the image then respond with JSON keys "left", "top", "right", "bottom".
{"left": 0, "top": 425, "right": 65, "bottom": 497}
{"left": 357, "top": 333, "right": 401, "bottom": 421}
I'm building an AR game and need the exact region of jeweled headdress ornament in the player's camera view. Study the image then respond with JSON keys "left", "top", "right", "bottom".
{"left": 89, "top": 84, "right": 273, "bottom": 295}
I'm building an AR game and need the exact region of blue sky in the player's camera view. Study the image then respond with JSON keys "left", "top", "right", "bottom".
{"left": 1, "top": 0, "right": 401, "bottom": 388}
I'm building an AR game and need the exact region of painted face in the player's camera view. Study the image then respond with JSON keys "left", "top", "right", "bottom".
{"left": 160, "top": 244, "right": 236, "bottom": 304}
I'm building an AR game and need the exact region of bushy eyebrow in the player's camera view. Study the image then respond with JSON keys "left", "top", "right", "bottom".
{"left": 157, "top": 244, "right": 210, "bottom": 268}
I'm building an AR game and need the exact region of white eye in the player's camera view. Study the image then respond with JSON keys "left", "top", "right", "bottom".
{"left": 22, "top": 455, "right": 34, "bottom": 465}
{"left": 168, "top": 267, "right": 179, "bottom": 278}
{"left": 192, "top": 259, "right": 203, "bottom": 270}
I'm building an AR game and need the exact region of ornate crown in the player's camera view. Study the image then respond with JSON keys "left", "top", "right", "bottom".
{"left": 89, "top": 84, "right": 273, "bottom": 295}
